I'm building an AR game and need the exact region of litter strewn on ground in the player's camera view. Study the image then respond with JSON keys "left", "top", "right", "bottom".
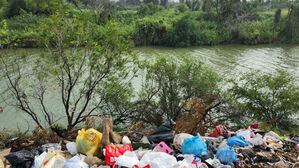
{"left": 0, "top": 118, "right": 298, "bottom": 168}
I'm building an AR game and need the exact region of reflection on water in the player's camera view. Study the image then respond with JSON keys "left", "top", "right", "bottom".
{"left": 137, "top": 44, "right": 299, "bottom": 80}
{"left": 0, "top": 44, "right": 298, "bottom": 130}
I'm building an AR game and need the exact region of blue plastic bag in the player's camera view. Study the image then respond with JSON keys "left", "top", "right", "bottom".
{"left": 227, "top": 136, "right": 251, "bottom": 147}
{"left": 216, "top": 147, "right": 237, "bottom": 164}
{"left": 182, "top": 136, "right": 207, "bottom": 157}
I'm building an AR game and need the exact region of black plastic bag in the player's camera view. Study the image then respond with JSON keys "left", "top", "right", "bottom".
{"left": 147, "top": 120, "right": 175, "bottom": 144}
{"left": 202, "top": 140, "right": 217, "bottom": 160}
{"left": 5, "top": 150, "right": 34, "bottom": 168}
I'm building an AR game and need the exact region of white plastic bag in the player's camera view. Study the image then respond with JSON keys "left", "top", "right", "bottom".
{"left": 139, "top": 152, "right": 178, "bottom": 168}
{"left": 40, "top": 149, "right": 66, "bottom": 168}
{"left": 141, "top": 136, "right": 150, "bottom": 144}
{"left": 66, "top": 142, "right": 78, "bottom": 155}
{"left": 122, "top": 136, "right": 131, "bottom": 145}
{"left": 251, "top": 134, "right": 264, "bottom": 146}
{"left": 263, "top": 131, "right": 281, "bottom": 141}
{"left": 32, "top": 151, "right": 47, "bottom": 168}
{"left": 173, "top": 133, "right": 193, "bottom": 152}
{"left": 236, "top": 130, "right": 251, "bottom": 142}
{"left": 178, "top": 160, "right": 190, "bottom": 168}
{"left": 63, "top": 156, "right": 89, "bottom": 168}
{"left": 115, "top": 151, "right": 139, "bottom": 167}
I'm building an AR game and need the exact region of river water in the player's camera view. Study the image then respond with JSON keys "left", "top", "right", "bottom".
{"left": 0, "top": 44, "right": 298, "bottom": 130}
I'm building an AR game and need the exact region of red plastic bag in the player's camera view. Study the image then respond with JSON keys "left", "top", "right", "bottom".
{"left": 208, "top": 125, "right": 231, "bottom": 138}
{"left": 105, "top": 144, "right": 132, "bottom": 165}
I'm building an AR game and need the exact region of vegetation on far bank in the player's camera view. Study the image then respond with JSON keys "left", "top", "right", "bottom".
{"left": 0, "top": 0, "right": 299, "bottom": 48}
{"left": 0, "top": 0, "right": 298, "bottom": 135}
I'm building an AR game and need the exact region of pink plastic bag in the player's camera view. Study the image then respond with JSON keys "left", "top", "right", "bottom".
{"left": 153, "top": 141, "right": 172, "bottom": 154}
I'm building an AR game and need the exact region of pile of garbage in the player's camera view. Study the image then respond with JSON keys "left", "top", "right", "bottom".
{"left": 0, "top": 119, "right": 298, "bottom": 168}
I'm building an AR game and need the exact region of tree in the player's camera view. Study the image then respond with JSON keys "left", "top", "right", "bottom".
{"left": 160, "top": 0, "right": 168, "bottom": 8}
{"left": 0, "top": 0, "right": 7, "bottom": 19}
{"left": 1, "top": 14, "right": 137, "bottom": 132}
{"left": 229, "top": 70, "right": 299, "bottom": 130}
{"left": 5, "top": 0, "right": 26, "bottom": 17}
{"left": 134, "top": 56, "right": 220, "bottom": 126}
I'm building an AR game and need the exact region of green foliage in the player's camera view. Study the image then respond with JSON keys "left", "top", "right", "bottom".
{"left": 137, "top": 2, "right": 163, "bottom": 16}
{"left": 134, "top": 17, "right": 168, "bottom": 45}
{"left": 239, "top": 20, "right": 273, "bottom": 44}
{"left": 5, "top": 0, "right": 26, "bottom": 17}
{"left": 0, "top": 19, "right": 9, "bottom": 47}
{"left": 229, "top": 70, "right": 299, "bottom": 130}
{"left": 24, "top": 0, "right": 67, "bottom": 14}
{"left": 135, "top": 55, "right": 220, "bottom": 125}
{"left": 176, "top": 3, "right": 189, "bottom": 13}
{"left": 166, "top": 14, "right": 200, "bottom": 47}
{"left": 0, "top": 0, "right": 7, "bottom": 19}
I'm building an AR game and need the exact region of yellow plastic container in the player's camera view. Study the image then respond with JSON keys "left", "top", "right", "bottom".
{"left": 76, "top": 128, "right": 103, "bottom": 156}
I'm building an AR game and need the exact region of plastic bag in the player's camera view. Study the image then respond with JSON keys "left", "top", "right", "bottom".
{"left": 202, "top": 140, "right": 217, "bottom": 160}
{"left": 5, "top": 150, "right": 34, "bottom": 168}
{"left": 208, "top": 125, "right": 230, "bottom": 138}
{"left": 182, "top": 136, "right": 207, "bottom": 157}
{"left": 216, "top": 147, "right": 237, "bottom": 164}
{"left": 32, "top": 151, "right": 47, "bottom": 168}
{"left": 173, "top": 133, "right": 193, "bottom": 152}
{"left": 227, "top": 136, "right": 250, "bottom": 147}
{"left": 0, "top": 159, "right": 4, "bottom": 168}
{"left": 42, "top": 143, "right": 62, "bottom": 151}
{"left": 63, "top": 156, "right": 89, "bottom": 168}
{"left": 139, "top": 151, "right": 177, "bottom": 168}
{"left": 251, "top": 134, "right": 264, "bottom": 146}
{"left": 147, "top": 120, "right": 175, "bottom": 143}
{"left": 263, "top": 131, "right": 281, "bottom": 142}
{"left": 122, "top": 136, "right": 131, "bottom": 145}
{"left": 153, "top": 141, "right": 172, "bottom": 154}
{"left": 40, "top": 149, "right": 66, "bottom": 168}
{"left": 76, "top": 128, "right": 102, "bottom": 156}
{"left": 66, "top": 142, "right": 78, "bottom": 155}
{"left": 105, "top": 144, "right": 132, "bottom": 165}
{"left": 236, "top": 130, "right": 251, "bottom": 142}
{"left": 115, "top": 151, "right": 139, "bottom": 168}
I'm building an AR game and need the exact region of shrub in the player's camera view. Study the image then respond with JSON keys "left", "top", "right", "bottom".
{"left": 229, "top": 70, "right": 299, "bottom": 130}
{"left": 239, "top": 20, "right": 272, "bottom": 44}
